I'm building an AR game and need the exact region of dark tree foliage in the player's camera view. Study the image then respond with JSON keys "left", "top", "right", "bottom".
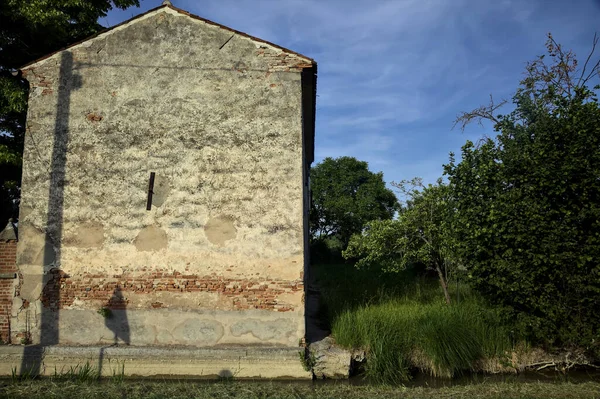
{"left": 310, "top": 156, "right": 398, "bottom": 248}
{"left": 0, "top": 0, "right": 139, "bottom": 227}
{"left": 446, "top": 34, "right": 600, "bottom": 354}
{"left": 344, "top": 179, "right": 457, "bottom": 304}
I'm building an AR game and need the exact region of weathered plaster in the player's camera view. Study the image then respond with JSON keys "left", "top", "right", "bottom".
{"left": 14, "top": 7, "right": 314, "bottom": 347}
{"left": 63, "top": 222, "right": 105, "bottom": 248}
{"left": 204, "top": 215, "right": 237, "bottom": 246}
{"left": 134, "top": 225, "right": 168, "bottom": 252}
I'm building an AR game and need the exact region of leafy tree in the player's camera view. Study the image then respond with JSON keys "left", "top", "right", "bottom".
{"left": 343, "top": 179, "right": 458, "bottom": 303}
{"left": 0, "top": 0, "right": 139, "bottom": 226}
{"left": 310, "top": 156, "right": 398, "bottom": 248}
{"left": 445, "top": 34, "right": 600, "bottom": 352}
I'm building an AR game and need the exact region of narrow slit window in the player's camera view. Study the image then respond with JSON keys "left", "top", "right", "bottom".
{"left": 146, "top": 172, "right": 155, "bottom": 210}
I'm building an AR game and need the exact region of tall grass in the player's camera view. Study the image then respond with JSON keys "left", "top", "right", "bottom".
{"left": 313, "top": 263, "right": 516, "bottom": 383}
{"left": 333, "top": 298, "right": 513, "bottom": 383}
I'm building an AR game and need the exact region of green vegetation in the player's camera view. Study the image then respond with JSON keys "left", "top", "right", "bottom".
{"left": 10, "top": 361, "right": 125, "bottom": 384}
{"left": 315, "top": 263, "right": 515, "bottom": 383}
{"left": 331, "top": 34, "right": 600, "bottom": 379}
{"left": 310, "top": 156, "right": 398, "bottom": 250}
{"left": 2, "top": 379, "right": 600, "bottom": 399}
{"left": 333, "top": 297, "right": 512, "bottom": 382}
{"left": 446, "top": 34, "right": 600, "bottom": 354}
{"left": 344, "top": 179, "right": 457, "bottom": 304}
{"left": 338, "top": 179, "right": 509, "bottom": 383}
{"left": 96, "top": 307, "right": 112, "bottom": 319}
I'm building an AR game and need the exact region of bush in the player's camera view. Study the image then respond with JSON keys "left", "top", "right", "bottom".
{"left": 312, "top": 262, "right": 422, "bottom": 323}
{"left": 446, "top": 36, "right": 600, "bottom": 355}
{"left": 310, "top": 237, "right": 346, "bottom": 265}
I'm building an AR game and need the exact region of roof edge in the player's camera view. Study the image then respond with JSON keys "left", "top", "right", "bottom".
{"left": 166, "top": 4, "right": 316, "bottom": 65}
{"left": 20, "top": 4, "right": 168, "bottom": 70}
{"left": 19, "top": 4, "right": 316, "bottom": 71}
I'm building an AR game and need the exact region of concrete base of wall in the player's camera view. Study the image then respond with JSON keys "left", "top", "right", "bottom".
{"left": 0, "top": 345, "right": 311, "bottom": 379}
{"left": 11, "top": 308, "right": 305, "bottom": 348}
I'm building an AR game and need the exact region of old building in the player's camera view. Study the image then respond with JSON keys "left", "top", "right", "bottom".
{"left": 0, "top": 1, "right": 316, "bottom": 377}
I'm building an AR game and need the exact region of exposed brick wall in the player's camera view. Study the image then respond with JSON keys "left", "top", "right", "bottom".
{"left": 0, "top": 241, "right": 17, "bottom": 343}
{"left": 256, "top": 46, "right": 313, "bottom": 73}
{"left": 41, "top": 269, "right": 303, "bottom": 312}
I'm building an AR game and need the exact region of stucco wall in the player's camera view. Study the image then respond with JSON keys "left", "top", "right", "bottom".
{"left": 13, "top": 7, "right": 313, "bottom": 347}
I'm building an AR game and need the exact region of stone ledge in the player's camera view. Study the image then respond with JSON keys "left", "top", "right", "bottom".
{"left": 0, "top": 345, "right": 311, "bottom": 379}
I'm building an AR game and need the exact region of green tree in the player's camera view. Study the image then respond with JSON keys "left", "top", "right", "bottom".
{"left": 0, "top": 0, "right": 139, "bottom": 226}
{"left": 343, "top": 179, "right": 457, "bottom": 303}
{"left": 446, "top": 34, "right": 600, "bottom": 352}
{"left": 310, "top": 156, "right": 398, "bottom": 248}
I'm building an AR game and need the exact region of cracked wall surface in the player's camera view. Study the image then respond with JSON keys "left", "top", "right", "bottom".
{"left": 12, "top": 7, "right": 313, "bottom": 347}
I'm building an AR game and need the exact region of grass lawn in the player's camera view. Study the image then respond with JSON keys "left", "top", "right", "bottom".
{"left": 2, "top": 379, "right": 600, "bottom": 399}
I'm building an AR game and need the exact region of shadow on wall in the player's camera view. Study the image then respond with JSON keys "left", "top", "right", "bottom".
{"left": 98, "top": 286, "right": 130, "bottom": 377}
{"left": 105, "top": 286, "right": 130, "bottom": 345}
{"left": 20, "top": 51, "right": 80, "bottom": 375}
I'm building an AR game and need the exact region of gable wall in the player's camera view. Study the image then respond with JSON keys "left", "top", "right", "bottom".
{"left": 12, "top": 9, "right": 311, "bottom": 347}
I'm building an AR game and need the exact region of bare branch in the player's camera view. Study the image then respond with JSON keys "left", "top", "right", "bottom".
{"left": 391, "top": 177, "right": 424, "bottom": 206}
{"left": 454, "top": 33, "right": 599, "bottom": 135}
{"left": 452, "top": 94, "right": 507, "bottom": 132}
{"left": 547, "top": 35, "right": 566, "bottom": 94}
{"left": 535, "top": 362, "right": 557, "bottom": 372}
{"left": 578, "top": 32, "right": 599, "bottom": 87}
{"left": 582, "top": 58, "right": 600, "bottom": 87}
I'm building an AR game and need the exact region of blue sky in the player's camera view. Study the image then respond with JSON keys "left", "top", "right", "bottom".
{"left": 105, "top": 0, "right": 600, "bottom": 187}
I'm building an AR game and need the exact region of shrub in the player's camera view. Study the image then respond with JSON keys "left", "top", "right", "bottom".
{"left": 446, "top": 35, "right": 600, "bottom": 354}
